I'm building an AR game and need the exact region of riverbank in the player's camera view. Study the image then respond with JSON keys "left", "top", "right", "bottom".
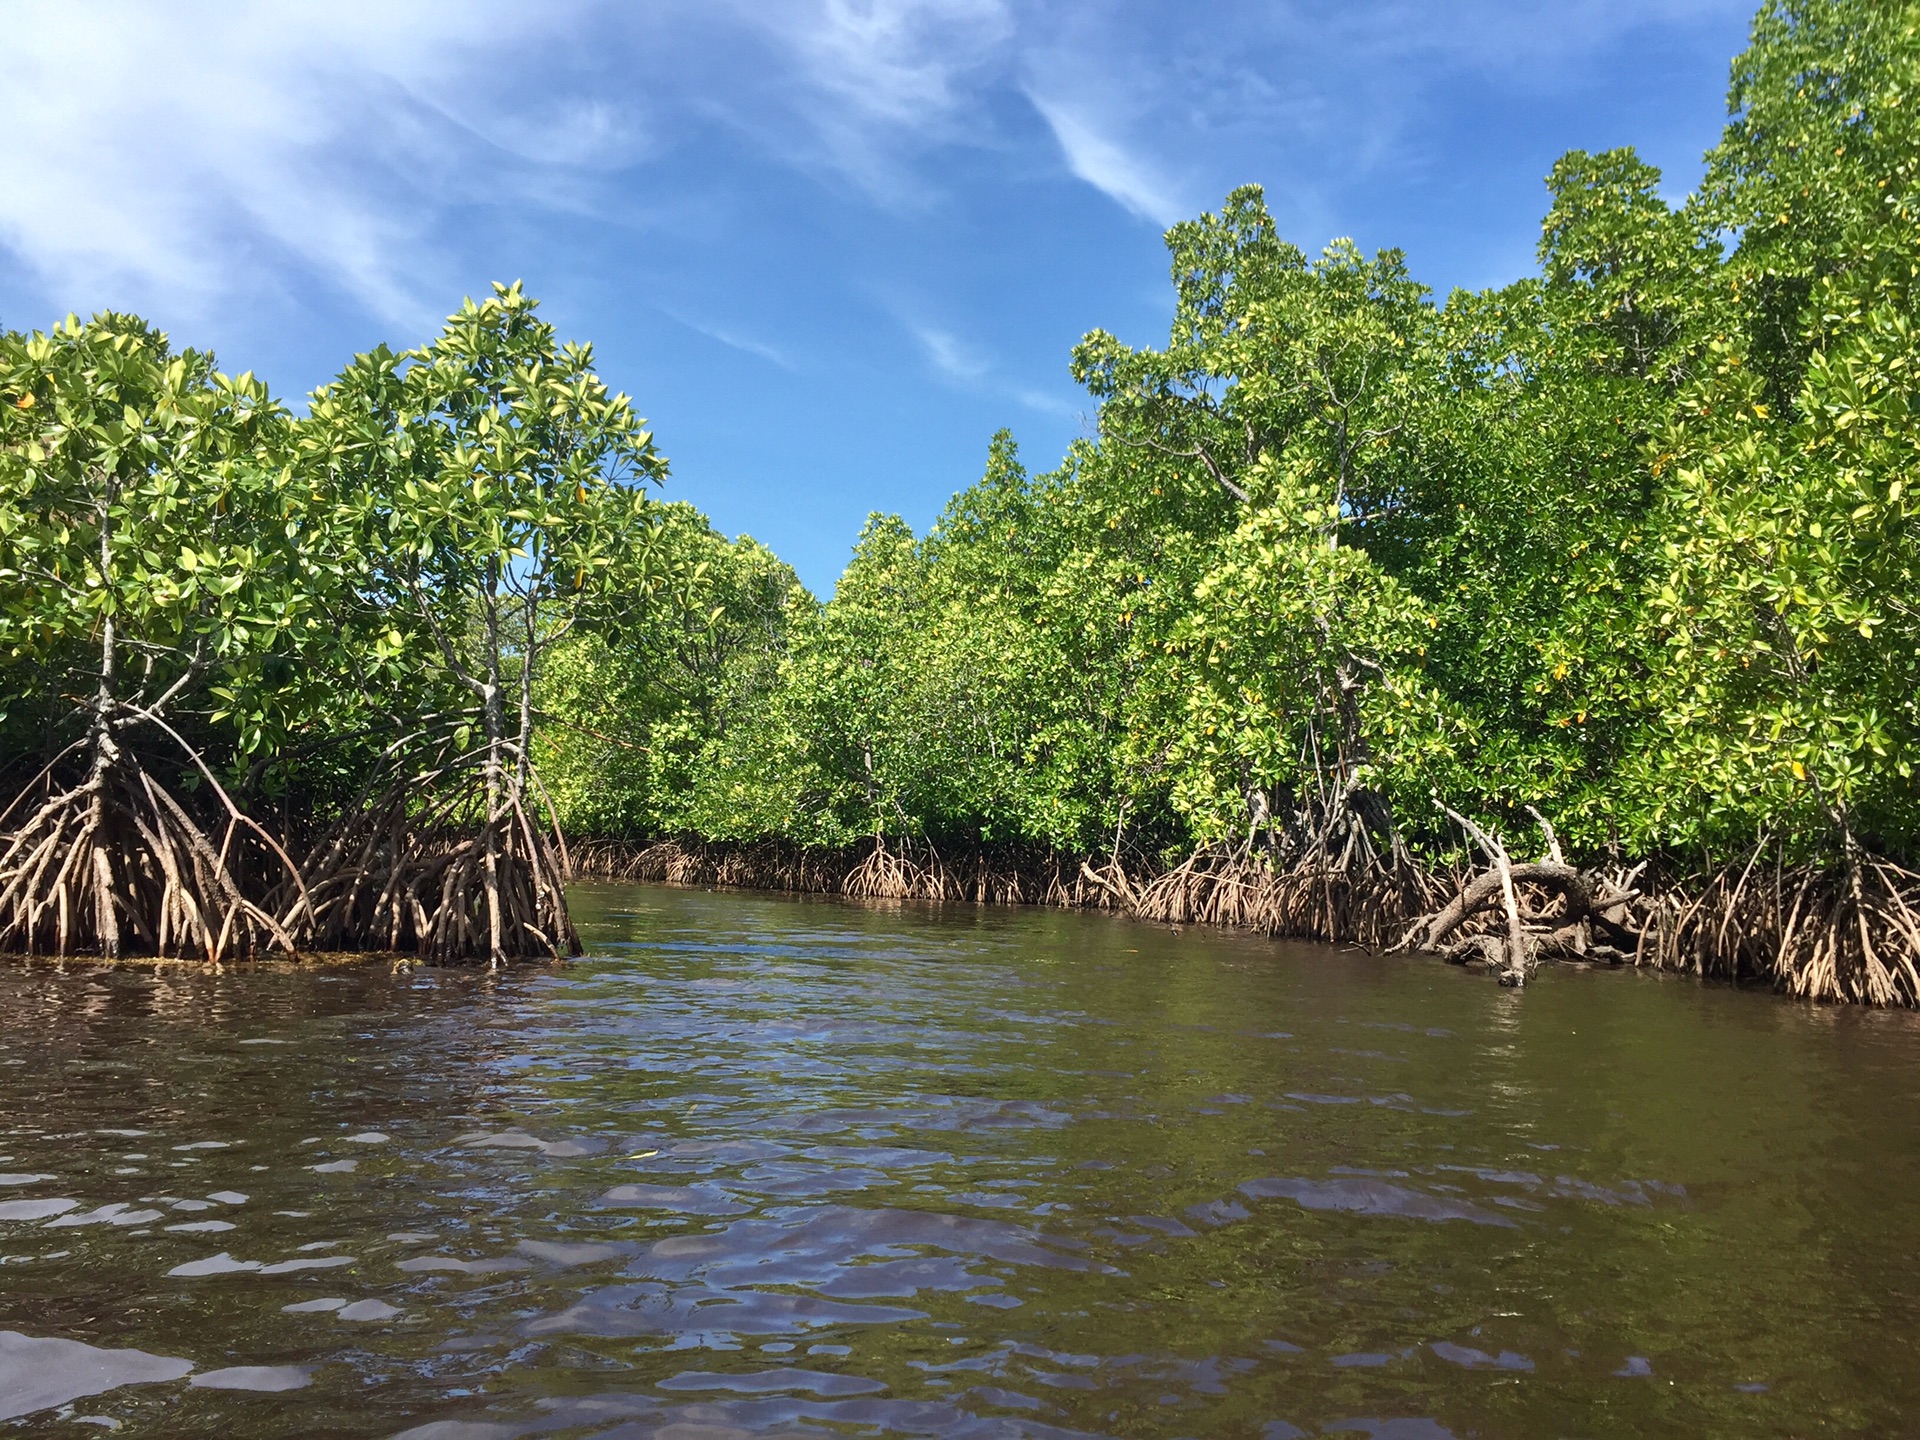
{"left": 573, "top": 837, "right": 1920, "bottom": 1008}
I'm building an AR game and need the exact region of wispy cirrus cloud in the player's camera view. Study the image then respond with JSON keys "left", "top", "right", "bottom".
{"left": 664, "top": 309, "right": 796, "bottom": 371}
{"left": 912, "top": 322, "right": 991, "bottom": 383}
{"left": 0, "top": 1, "right": 606, "bottom": 327}
{"left": 762, "top": 0, "right": 1012, "bottom": 126}
{"left": 0, "top": 0, "right": 1757, "bottom": 341}
{"left": 0, "top": 0, "right": 1761, "bottom": 595}
{"left": 633, "top": 0, "right": 1016, "bottom": 208}
{"left": 1339, "top": 0, "right": 1750, "bottom": 75}
{"left": 907, "top": 316, "right": 1074, "bottom": 416}
{"left": 1023, "top": 94, "right": 1187, "bottom": 227}
{"left": 0, "top": 0, "right": 1027, "bottom": 330}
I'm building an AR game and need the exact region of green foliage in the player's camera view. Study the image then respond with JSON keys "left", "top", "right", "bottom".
{"left": 535, "top": 503, "right": 804, "bottom": 839}
{"left": 6, "top": 0, "right": 1917, "bottom": 927}
{"left": 1641, "top": 301, "right": 1920, "bottom": 854}
{"left": 0, "top": 314, "right": 330, "bottom": 766}
{"left": 301, "top": 280, "right": 665, "bottom": 744}
{"left": 0, "top": 287, "right": 700, "bottom": 961}
{"left": 562, "top": 0, "right": 1920, "bottom": 876}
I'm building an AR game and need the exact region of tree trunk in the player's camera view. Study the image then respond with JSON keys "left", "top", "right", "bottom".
{"left": 482, "top": 564, "right": 506, "bottom": 967}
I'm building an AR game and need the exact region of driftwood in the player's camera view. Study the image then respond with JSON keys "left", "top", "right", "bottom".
{"left": 1405, "top": 862, "right": 1643, "bottom": 952}
{"left": 1393, "top": 805, "right": 1648, "bottom": 986}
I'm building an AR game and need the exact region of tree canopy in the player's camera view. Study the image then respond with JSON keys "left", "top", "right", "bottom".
{"left": 2, "top": 0, "right": 1916, "bottom": 998}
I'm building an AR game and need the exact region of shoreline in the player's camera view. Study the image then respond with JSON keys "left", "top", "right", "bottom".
{"left": 573, "top": 837, "right": 1920, "bottom": 1008}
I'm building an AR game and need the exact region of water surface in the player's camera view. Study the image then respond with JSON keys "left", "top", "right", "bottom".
{"left": 1, "top": 883, "right": 1917, "bottom": 1437}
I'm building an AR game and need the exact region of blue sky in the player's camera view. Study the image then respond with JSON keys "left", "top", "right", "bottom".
{"left": 0, "top": 0, "right": 1757, "bottom": 593}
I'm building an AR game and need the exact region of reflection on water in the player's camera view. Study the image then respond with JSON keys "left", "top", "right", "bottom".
{"left": 1, "top": 882, "right": 1918, "bottom": 1437}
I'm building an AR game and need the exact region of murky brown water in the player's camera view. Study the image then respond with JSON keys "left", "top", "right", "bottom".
{"left": 2, "top": 883, "right": 1919, "bottom": 1438}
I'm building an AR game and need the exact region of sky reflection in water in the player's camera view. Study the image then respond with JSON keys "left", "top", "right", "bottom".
{"left": 1, "top": 882, "right": 1918, "bottom": 1437}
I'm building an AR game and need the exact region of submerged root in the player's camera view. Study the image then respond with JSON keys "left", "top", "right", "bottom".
{"left": 577, "top": 837, "right": 1064, "bottom": 907}
{"left": 575, "top": 838, "right": 858, "bottom": 893}
{"left": 588, "top": 818, "right": 1442, "bottom": 952}
{"left": 1129, "top": 842, "right": 1440, "bottom": 949}
{"left": 568, "top": 828, "right": 1920, "bottom": 1007}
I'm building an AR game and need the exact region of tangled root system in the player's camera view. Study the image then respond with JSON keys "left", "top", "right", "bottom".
{"left": 297, "top": 754, "right": 577, "bottom": 964}
{"left": 0, "top": 734, "right": 300, "bottom": 961}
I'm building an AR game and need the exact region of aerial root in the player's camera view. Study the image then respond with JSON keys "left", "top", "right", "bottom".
{"left": 1390, "top": 806, "right": 1650, "bottom": 986}
{"left": 567, "top": 831, "right": 1920, "bottom": 1007}
{"left": 295, "top": 766, "right": 579, "bottom": 964}
{"left": 1640, "top": 851, "right": 1920, "bottom": 1006}
{"left": 1395, "top": 858, "right": 1651, "bottom": 980}
{"left": 577, "top": 836, "right": 1043, "bottom": 906}
{"left": 0, "top": 749, "right": 298, "bottom": 962}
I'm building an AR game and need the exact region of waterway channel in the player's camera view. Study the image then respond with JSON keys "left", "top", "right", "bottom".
{"left": 1, "top": 883, "right": 1917, "bottom": 1437}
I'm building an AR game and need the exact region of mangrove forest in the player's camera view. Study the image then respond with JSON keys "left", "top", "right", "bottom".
{"left": 4, "top": 0, "right": 1919, "bottom": 1004}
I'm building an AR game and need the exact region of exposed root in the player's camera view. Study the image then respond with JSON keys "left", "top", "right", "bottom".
{"left": 576, "top": 836, "right": 1080, "bottom": 907}
{"left": 582, "top": 827, "right": 1443, "bottom": 949}
{"left": 843, "top": 836, "right": 941, "bottom": 902}
{"left": 0, "top": 732, "right": 299, "bottom": 961}
{"left": 1126, "top": 845, "right": 1440, "bottom": 948}
{"left": 1403, "top": 824, "right": 1920, "bottom": 1006}
{"left": 576, "top": 838, "right": 855, "bottom": 893}
{"left": 1641, "top": 851, "right": 1920, "bottom": 1006}
{"left": 296, "top": 749, "right": 578, "bottom": 965}
{"left": 568, "top": 827, "right": 1920, "bottom": 1008}
{"left": 1395, "top": 808, "right": 1649, "bottom": 984}
{"left": 1127, "top": 781, "right": 1442, "bottom": 947}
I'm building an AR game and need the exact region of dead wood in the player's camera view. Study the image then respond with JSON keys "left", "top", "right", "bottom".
{"left": 1392, "top": 806, "right": 1652, "bottom": 987}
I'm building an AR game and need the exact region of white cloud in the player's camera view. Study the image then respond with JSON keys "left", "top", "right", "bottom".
{"left": 906, "top": 317, "right": 1072, "bottom": 416}
{"left": 470, "top": 98, "right": 645, "bottom": 172}
{"left": 0, "top": 0, "right": 1027, "bottom": 329}
{"left": 772, "top": 0, "right": 1012, "bottom": 126}
{"left": 0, "top": 0, "right": 596, "bottom": 328}
{"left": 0, "top": 0, "right": 1757, "bottom": 339}
{"left": 1012, "top": 386, "right": 1076, "bottom": 417}
{"left": 665, "top": 310, "right": 796, "bottom": 371}
{"left": 1010, "top": 0, "right": 1753, "bottom": 238}
{"left": 912, "top": 323, "right": 990, "bottom": 382}
{"left": 1025, "top": 93, "right": 1186, "bottom": 228}
{"left": 1347, "top": 0, "right": 1748, "bottom": 77}
{"left": 652, "top": 0, "right": 1015, "bottom": 206}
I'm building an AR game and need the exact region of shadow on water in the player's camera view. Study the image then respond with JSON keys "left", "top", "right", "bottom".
{"left": 0, "top": 881, "right": 1917, "bottom": 1437}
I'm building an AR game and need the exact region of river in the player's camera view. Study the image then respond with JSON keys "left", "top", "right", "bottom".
{"left": 1, "top": 883, "right": 1917, "bottom": 1437}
